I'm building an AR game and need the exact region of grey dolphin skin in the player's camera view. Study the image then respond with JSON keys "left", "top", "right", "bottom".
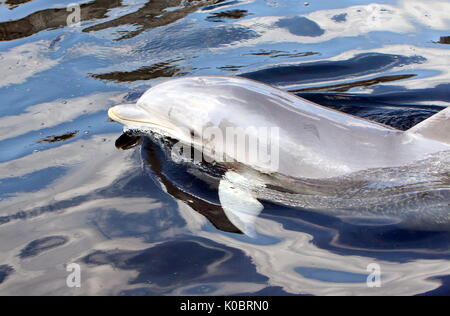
{"left": 108, "top": 76, "right": 450, "bottom": 234}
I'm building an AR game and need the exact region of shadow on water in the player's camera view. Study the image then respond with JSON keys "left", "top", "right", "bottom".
{"left": 2, "top": 0, "right": 32, "bottom": 10}
{"left": 0, "top": 0, "right": 220, "bottom": 42}
{"left": 275, "top": 16, "right": 325, "bottom": 37}
{"left": 38, "top": 131, "right": 79, "bottom": 144}
{"left": 83, "top": 239, "right": 270, "bottom": 295}
{"left": 90, "top": 59, "right": 189, "bottom": 83}
{"left": 64, "top": 128, "right": 450, "bottom": 295}
{"left": 291, "top": 74, "right": 417, "bottom": 93}
{"left": 139, "top": 136, "right": 242, "bottom": 234}
{"left": 263, "top": 204, "right": 450, "bottom": 259}
{"left": 115, "top": 133, "right": 241, "bottom": 234}
{"left": 437, "top": 36, "right": 450, "bottom": 45}
{"left": 246, "top": 50, "right": 319, "bottom": 59}
{"left": 300, "top": 83, "right": 450, "bottom": 130}
{"left": 241, "top": 53, "right": 426, "bottom": 87}
{"left": 82, "top": 0, "right": 220, "bottom": 41}
{"left": 206, "top": 9, "right": 250, "bottom": 22}
{"left": 0, "top": 0, "right": 122, "bottom": 41}
{"left": 0, "top": 265, "right": 14, "bottom": 285}
{"left": 129, "top": 134, "right": 450, "bottom": 262}
{"left": 19, "top": 236, "right": 69, "bottom": 259}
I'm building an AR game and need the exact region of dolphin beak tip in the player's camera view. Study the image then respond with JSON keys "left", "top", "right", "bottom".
{"left": 108, "top": 103, "right": 150, "bottom": 125}
{"left": 108, "top": 106, "right": 117, "bottom": 121}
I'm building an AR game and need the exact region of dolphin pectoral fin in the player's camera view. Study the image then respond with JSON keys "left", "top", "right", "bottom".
{"left": 218, "top": 173, "right": 264, "bottom": 237}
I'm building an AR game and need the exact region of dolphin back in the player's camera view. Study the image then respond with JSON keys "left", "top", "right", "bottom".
{"left": 407, "top": 106, "right": 450, "bottom": 145}
{"left": 176, "top": 76, "right": 449, "bottom": 178}
{"left": 134, "top": 76, "right": 450, "bottom": 178}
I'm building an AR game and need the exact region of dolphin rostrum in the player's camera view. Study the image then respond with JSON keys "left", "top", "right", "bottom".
{"left": 108, "top": 76, "right": 450, "bottom": 234}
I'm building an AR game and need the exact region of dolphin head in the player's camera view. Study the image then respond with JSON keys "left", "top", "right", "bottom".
{"left": 108, "top": 77, "right": 235, "bottom": 144}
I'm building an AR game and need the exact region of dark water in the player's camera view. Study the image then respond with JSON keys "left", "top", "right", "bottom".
{"left": 0, "top": 0, "right": 450, "bottom": 296}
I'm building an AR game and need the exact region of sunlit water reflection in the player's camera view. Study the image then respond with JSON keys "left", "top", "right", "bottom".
{"left": 0, "top": 0, "right": 449, "bottom": 295}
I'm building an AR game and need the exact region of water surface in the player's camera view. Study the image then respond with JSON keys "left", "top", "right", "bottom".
{"left": 0, "top": 0, "right": 450, "bottom": 296}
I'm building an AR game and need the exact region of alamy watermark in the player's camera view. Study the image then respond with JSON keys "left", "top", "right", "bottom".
{"left": 367, "top": 263, "right": 382, "bottom": 288}
{"left": 170, "top": 126, "right": 280, "bottom": 172}
{"left": 66, "top": 263, "right": 81, "bottom": 288}
{"left": 67, "top": 3, "right": 81, "bottom": 27}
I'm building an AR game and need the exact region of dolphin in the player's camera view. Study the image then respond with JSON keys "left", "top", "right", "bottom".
{"left": 108, "top": 76, "right": 450, "bottom": 234}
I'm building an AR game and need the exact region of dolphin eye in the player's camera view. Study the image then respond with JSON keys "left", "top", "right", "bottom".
{"left": 190, "top": 129, "right": 196, "bottom": 138}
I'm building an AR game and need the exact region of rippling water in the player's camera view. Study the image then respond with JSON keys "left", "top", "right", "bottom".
{"left": 1, "top": 0, "right": 450, "bottom": 296}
